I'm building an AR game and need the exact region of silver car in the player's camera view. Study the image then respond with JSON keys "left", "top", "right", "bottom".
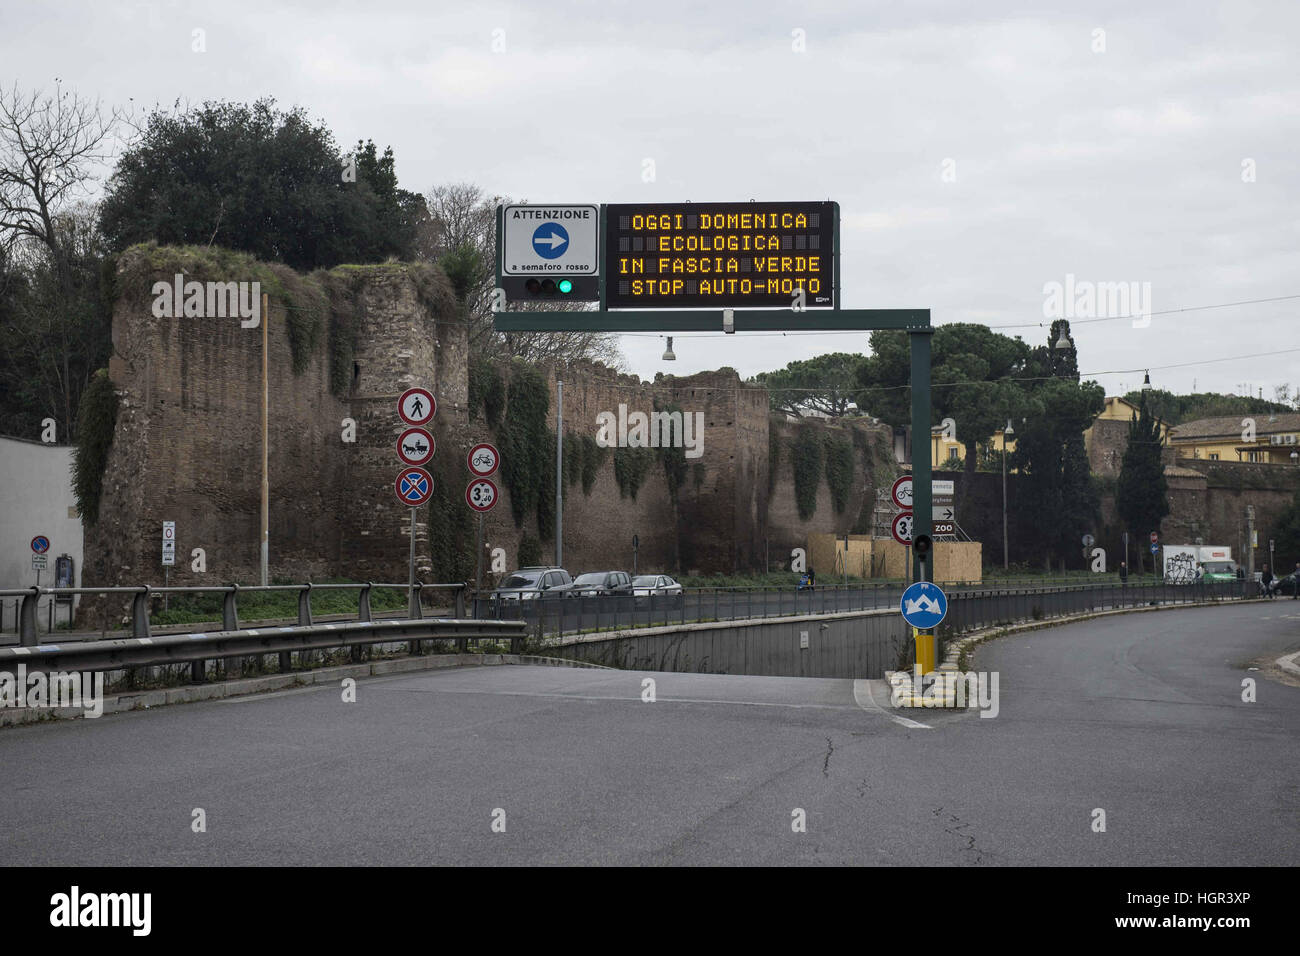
{"left": 632, "top": 574, "right": 683, "bottom": 604}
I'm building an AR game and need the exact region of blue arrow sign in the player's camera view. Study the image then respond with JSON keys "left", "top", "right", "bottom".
{"left": 900, "top": 581, "right": 948, "bottom": 629}
{"left": 1150, "top": 543, "right": 1159, "bottom": 554}
{"left": 532, "top": 222, "right": 569, "bottom": 259}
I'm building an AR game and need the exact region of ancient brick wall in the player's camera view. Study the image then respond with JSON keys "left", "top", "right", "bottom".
{"left": 1087, "top": 418, "right": 1130, "bottom": 477}
{"left": 90, "top": 253, "right": 459, "bottom": 590}
{"left": 765, "top": 417, "right": 898, "bottom": 574}
{"left": 1174, "top": 459, "right": 1300, "bottom": 567}
{"left": 94, "top": 253, "right": 352, "bottom": 589}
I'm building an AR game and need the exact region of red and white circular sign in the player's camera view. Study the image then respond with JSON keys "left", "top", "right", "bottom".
{"left": 1149, "top": 531, "right": 1159, "bottom": 543}
{"left": 467, "top": 442, "right": 500, "bottom": 478}
{"left": 466, "top": 478, "right": 498, "bottom": 513}
{"left": 395, "top": 467, "right": 434, "bottom": 507}
{"left": 398, "top": 387, "right": 436, "bottom": 426}
{"left": 397, "top": 427, "right": 435, "bottom": 466}
{"left": 891, "top": 511, "right": 914, "bottom": 545}
{"left": 891, "top": 476, "right": 913, "bottom": 509}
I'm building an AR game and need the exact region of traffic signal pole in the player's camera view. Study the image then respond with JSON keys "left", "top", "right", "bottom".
{"left": 909, "top": 327, "right": 935, "bottom": 673}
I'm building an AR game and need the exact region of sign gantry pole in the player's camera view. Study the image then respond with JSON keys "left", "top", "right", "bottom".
{"left": 261, "top": 291, "right": 270, "bottom": 587}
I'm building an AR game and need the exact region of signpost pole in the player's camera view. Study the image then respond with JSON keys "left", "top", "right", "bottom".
{"left": 475, "top": 514, "right": 485, "bottom": 593}
{"left": 260, "top": 291, "right": 269, "bottom": 587}
{"left": 909, "top": 329, "right": 933, "bottom": 582}
{"left": 409, "top": 506, "right": 416, "bottom": 605}
{"left": 556, "top": 379, "right": 564, "bottom": 567}
{"left": 909, "top": 329, "right": 934, "bottom": 674}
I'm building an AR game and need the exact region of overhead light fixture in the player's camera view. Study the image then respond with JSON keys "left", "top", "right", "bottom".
{"left": 1053, "top": 330, "right": 1071, "bottom": 350}
{"left": 1142, "top": 370, "right": 1152, "bottom": 391}
{"left": 1004, "top": 419, "right": 1014, "bottom": 436}
{"left": 662, "top": 336, "right": 676, "bottom": 361}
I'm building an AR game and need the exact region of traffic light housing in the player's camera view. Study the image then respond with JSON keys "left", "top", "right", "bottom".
{"left": 521, "top": 276, "right": 579, "bottom": 297}
{"left": 500, "top": 274, "right": 600, "bottom": 303}
{"left": 913, "top": 534, "right": 932, "bottom": 560}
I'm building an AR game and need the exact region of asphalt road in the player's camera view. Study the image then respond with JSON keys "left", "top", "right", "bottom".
{"left": 1, "top": 602, "right": 1296, "bottom": 865}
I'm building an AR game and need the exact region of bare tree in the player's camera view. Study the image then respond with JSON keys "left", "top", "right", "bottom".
{"left": 423, "top": 182, "right": 623, "bottom": 369}
{"left": 0, "top": 82, "right": 116, "bottom": 256}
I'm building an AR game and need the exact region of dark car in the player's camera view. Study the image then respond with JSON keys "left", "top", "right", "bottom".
{"left": 491, "top": 567, "right": 572, "bottom": 603}
{"left": 559, "top": 571, "right": 633, "bottom": 598}
{"left": 1266, "top": 573, "right": 1298, "bottom": 597}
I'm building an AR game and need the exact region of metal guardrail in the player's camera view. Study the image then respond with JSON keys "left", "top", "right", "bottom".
{"left": 0, "top": 581, "right": 468, "bottom": 647}
{"left": 0, "top": 616, "right": 526, "bottom": 674}
{"left": 474, "top": 578, "right": 1260, "bottom": 640}
{"left": 940, "top": 579, "right": 1256, "bottom": 639}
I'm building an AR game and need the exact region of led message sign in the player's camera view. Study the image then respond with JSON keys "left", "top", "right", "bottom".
{"left": 605, "top": 201, "right": 837, "bottom": 309}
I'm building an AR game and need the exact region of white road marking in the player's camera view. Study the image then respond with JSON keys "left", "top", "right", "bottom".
{"left": 853, "top": 678, "right": 932, "bottom": 729}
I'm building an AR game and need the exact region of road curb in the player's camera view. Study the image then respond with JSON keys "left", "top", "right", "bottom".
{"left": 943, "top": 597, "right": 1271, "bottom": 672}
{"left": 0, "top": 653, "right": 519, "bottom": 729}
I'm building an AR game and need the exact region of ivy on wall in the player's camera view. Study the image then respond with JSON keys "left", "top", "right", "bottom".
{"left": 518, "top": 534, "right": 543, "bottom": 567}
{"left": 580, "top": 434, "right": 606, "bottom": 495}
{"left": 656, "top": 400, "right": 689, "bottom": 503}
{"left": 72, "top": 368, "right": 118, "bottom": 525}
{"left": 468, "top": 355, "right": 505, "bottom": 427}
{"left": 825, "top": 433, "right": 855, "bottom": 514}
{"left": 614, "top": 446, "right": 655, "bottom": 499}
{"left": 791, "top": 425, "right": 825, "bottom": 520}
{"left": 425, "top": 458, "right": 477, "bottom": 583}
{"left": 498, "top": 359, "right": 551, "bottom": 529}
{"left": 538, "top": 431, "right": 557, "bottom": 540}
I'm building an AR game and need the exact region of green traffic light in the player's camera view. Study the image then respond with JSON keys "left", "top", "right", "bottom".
{"left": 558, "top": 279, "right": 573, "bottom": 294}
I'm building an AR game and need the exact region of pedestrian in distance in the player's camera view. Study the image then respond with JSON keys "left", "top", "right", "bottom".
{"left": 1118, "top": 561, "right": 1128, "bottom": 585}
{"left": 1261, "top": 564, "right": 1273, "bottom": 599}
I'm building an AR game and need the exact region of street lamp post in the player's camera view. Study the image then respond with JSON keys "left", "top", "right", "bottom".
{"left": 1002, "top": 420, "right": 1014, "bottom": 570}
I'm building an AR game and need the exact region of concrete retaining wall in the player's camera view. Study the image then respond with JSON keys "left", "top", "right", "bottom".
{"left": 542, "top": 608, "right": 911, "bottom": 679}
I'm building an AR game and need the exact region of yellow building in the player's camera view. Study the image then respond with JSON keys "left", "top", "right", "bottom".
{"left": 930, "top": 425, "right": 1014, "bottom": 468}
{"left": 1170, "top": 413, "right": 1300, "bottom": 463}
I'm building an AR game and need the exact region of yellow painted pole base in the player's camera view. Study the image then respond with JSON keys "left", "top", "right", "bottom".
{"left": 913, "top": 627, "right": 936, "bottom": 675}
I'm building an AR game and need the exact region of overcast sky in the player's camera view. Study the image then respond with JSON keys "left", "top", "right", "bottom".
{"left": 6, "top": 0, "right": 1298, "bottom": 400}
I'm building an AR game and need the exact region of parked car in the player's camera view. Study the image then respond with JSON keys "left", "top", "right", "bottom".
{"left": 491, "top": 567, "right": 572, "bottom": 602}
{"left": 632, "top": 574, "right": 684, "bottom": 605}
{"left": 559, "top": 571, "right": 633, "bottom": 598}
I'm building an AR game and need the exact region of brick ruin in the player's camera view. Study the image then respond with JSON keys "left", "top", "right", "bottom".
{"left": 84, "top": 248, "right": 899, "bottom": 591}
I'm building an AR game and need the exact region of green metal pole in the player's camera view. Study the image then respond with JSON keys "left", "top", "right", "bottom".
{"left": 909, "top": 329, "right": 933, "bottom": 582}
